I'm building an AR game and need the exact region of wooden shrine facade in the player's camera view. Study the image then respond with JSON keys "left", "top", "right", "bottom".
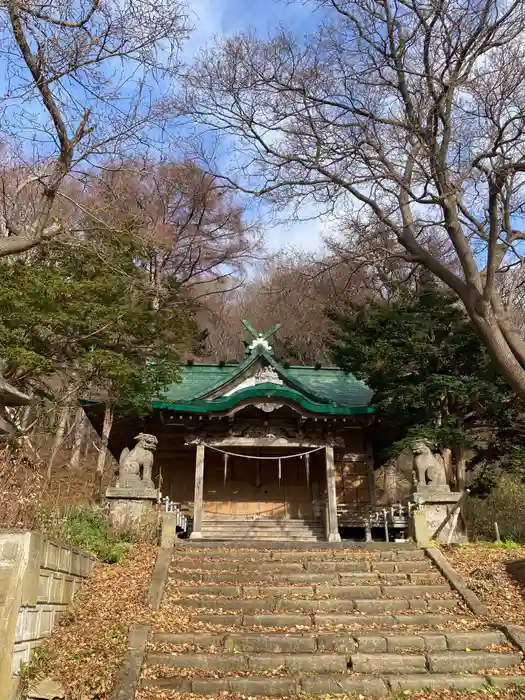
{"left": 83, "top": 322, "right": 376, "bottom": 541}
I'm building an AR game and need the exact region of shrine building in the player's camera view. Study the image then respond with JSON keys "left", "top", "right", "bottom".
{"left": 84, "top": 321, "right": 379, "bottom": 542}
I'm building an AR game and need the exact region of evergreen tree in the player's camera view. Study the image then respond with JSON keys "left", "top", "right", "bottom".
{"left": 330, "top": 281, "right": 518, "bottom": 488}
{"left": 0, "top": 230, "right": 195, "bottom": 413}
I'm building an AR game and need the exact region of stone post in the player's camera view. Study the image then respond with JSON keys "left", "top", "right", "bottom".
{"left": 325, "top": 446, "right": 342, "bottom": 543}
{"left": 190, "top": 443, "right": 205, "bottom": 539}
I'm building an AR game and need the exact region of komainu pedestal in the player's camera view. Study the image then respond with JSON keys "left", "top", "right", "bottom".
{"left": 411, "top": 441, "right": 467, "bottom": 543}
{"left": 105, "top": 485, "right": 158, "bottom": 532}
{"left": 412, "top": 490, "right": 466, "bottom": 543}
{"left": 106, "top": 433, "right": 159, "bottom": 531}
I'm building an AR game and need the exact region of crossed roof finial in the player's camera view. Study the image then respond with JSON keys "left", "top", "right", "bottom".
{"left": 241, "top": 319, "right": 282, "bottom": 342}
{"left": 242, "top": 319, "right": 282, "bottom": 355}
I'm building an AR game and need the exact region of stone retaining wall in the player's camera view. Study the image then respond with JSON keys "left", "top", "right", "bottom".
{"left": 0, "top": 532, "right": 95, "bottom": 700}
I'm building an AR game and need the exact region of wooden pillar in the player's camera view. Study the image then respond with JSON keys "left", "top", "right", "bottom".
{"left": 190, "top": 443, "right": 205, "bottom": 539}
{"left": 367, "top": 444, "right": 377, "bottom": 505}
{"left": 325, "top": 446, "right": 341, "bottom": 542}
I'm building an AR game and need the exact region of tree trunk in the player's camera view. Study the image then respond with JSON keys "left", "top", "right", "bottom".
{"left": 440, "top": 447, "right": 454, "bottom": 487}
{"left": 83, "top": 435, "right": 91, "bottom": 459}
{"left": 466, "top": 305, "right": 525, "bottom": 399}
{"left": 94, "top": 404, "right": 114, "bottom": 497}
{"left": 69, "top": 408, "right": 86, "bottom": 470}
{"left": 453, "top": 444, "right": 467, "bottom": 492}
{"left": 47, "top": 404, "right": 69, "bottom": 479}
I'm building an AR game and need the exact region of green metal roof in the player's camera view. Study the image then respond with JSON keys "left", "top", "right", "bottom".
{"left": 81, "top": 326, "right": 373, "bottom": 416}
{"left": 155, "top": 345, "right": 373, "bottom": 415}
{"left": 161, "top": 363, "right": 242, "bottom": 402}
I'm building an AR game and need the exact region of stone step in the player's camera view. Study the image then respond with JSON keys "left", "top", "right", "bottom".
{"left": 199, "top": 527, "right": 324, "bottom": 533}
{"left": 199, "top": 528, "right": 324, "bottom": 534}
{"left": 171, "top": 573, "right": 444, "bottom": 587}
{"left": 174, "top": 582, "right": 453, "bottom": 599}
{"left": 140, "top": 673, "right": 525, "bottom": 695}
{"left": 145, "top": 649, "right": 521, "bottom": 674}
{"left": 171, "top": 559, "right": 432, "bottom": 574}
{"left": 182, "top": 542, "right": 422, "bottom": 553}
{"left": 170, "top": 567, "right": 431, "bottom": 584}
{"left": 171, "top": 559, "right": 431, "bottom": 573}
{"left": 198, "top": 523, "right": 326, "bottom": 541}
{"left": 201, "top": 517, "right": 324, "bottom": 530}
{"left": 172, "top": 547, "right": 426, "bottom": 560}
{"left": 153, "top": 629, "right": 506, "bottom": 653}
{"left": 197, "top": 535, "right": 325, "bottom": 541}
{"left": 174, "top": 578, "right": 447, "bottom": 597}
{"left": 189, "top": 611, "right": 472, "bottom": 628}
{"left": 175, "top": 596, "right": 457, "bottom": 613}
{"left": 196, "top": 533, "right": 323, "bottom": 544}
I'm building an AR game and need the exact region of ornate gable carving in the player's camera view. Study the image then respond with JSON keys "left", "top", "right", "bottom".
{"left": 223, "top": 365, "right": 283, "bottom": 397}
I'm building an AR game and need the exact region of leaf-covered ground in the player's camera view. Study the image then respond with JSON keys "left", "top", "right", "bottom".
{"left": 443, "top": 543, "right": 525, "bottom": 629}
{"left": 25, "top": 542, "right": 157, "bottom": 700}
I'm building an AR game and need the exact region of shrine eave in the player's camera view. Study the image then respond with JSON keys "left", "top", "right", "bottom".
{"left": 151, "top": 383, "right": 374, "bottom": 416}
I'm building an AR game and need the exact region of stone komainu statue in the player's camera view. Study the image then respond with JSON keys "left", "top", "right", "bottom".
{"left": 411, "top": 440, "right": 449, "bottom": 491}
{"left": 118, "top": 433, "right": 157, "bottom": 488}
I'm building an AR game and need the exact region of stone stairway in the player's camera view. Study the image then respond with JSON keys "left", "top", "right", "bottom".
{"left": 198, "top": 518, "right": 324, "bottom": 542}
{"left": 141, "top": 545, "right": 525, "bottom": 696}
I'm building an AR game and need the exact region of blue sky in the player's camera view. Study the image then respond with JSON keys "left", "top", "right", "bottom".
{"left": 186, "top": 0, "right": 316, "bottom": 52}
{"left": 0, "top": 0, "right": 327, "bottom": 253}
{"left": 185, "top": 0, "right": 329, "bottom": 252}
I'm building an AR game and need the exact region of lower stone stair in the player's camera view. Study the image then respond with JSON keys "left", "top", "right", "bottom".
{"left": 197, "top": 518, "right": 324, "bottom": 541}
{"left": 140, "top": 545, "right": 525, "bottom": 696}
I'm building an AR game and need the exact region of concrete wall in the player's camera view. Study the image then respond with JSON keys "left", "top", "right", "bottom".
{"left": 0, "top": 532, "right": 95, "bottom": 700}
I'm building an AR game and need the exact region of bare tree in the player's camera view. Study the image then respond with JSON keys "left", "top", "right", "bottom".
{"left": 88, "top": 159, "right": 259, "bottom": 305}
{"left": 185, "top": 0, "right": 525, "bottom": 397}
{"left": 204, "top": 248, "right": 417, "bottom": 363}
{"left": 0, "top": 0, "right": 189, "bottom": 258}
{"left": 95, "top": 403, "right": 113, "bottom": 494}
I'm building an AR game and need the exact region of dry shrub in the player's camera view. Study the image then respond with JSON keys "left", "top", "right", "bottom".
{"left": 0, "top": 445, "right": 45, "bottom": 529}
{"left": 465, "top": 474, "right": 525, "bottom": 542}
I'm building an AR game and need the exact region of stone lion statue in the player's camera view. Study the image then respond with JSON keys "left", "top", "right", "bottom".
{"left": 117, "top": 433, "right": 157, "bottom": 488}
{"left": 411, "top": 440, "right": 449, "bottom": 491}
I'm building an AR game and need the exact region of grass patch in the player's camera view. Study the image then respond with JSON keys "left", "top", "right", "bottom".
{"left": 485, "top": 537, "right": 522, "bottom": 549}
{"left": 18, "top": 646, "right": 55, "bottom": 689}
{"left": 58, "top": 505, "right": 131, "bottom": 563}
{"left": 465, "top": 474, "right": 525, "bottom": 543}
